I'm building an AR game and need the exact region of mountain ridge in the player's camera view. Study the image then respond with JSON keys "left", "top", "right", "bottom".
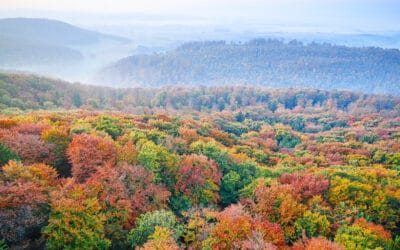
{"left": 0, "top": 18, "right": 131, "bottom": 68}
{"left": 97, "top": 39, "right": 400, "bottom": 95}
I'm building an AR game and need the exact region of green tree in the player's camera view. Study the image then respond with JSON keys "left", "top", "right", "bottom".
{"left": 334, "top": 219, "right": 391, "bottom": 250}
{"left": 127, "top": 210, "right": 182, "bottom": 248}
{"left": 95, "top": 116, "right": 122, "bottom": 140}
{"left": 42, "top": 181, "right": 110, "bottom": 250}
{"left": 189, "top": 140, "right": 231, "bottom": 173}
{"left": 137, "top": 140, "right": 178, "bottom": 189}
{"left": 220, "top": 161, "right": 258, "bottom": 206}
{"left": 294, "top": 211, "right": 331, "bottom": 238}
{"left": 0, "top": 143, "right": 19, "bottom": 167}
{"left": 275, "top": 128, "right": 301, "bottom": 148}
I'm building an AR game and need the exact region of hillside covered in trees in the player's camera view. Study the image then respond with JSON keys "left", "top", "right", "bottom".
{"left": 97, "top": 39, "right": 400, "bottom": 95}
{"left": 1, "top": 73, "right": 399, "bottom": 115}
{"left": 0, "top": 72, "right": 400, "bottom": 249}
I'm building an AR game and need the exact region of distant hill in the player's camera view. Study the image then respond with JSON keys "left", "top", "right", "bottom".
{"left": 1, "top": 73, "right": 399, "bottom": 115}
{"left": 0, "top": 18, "right": 129, "bottom": 46}
{"left": 97, "top": 39, "right": 400, "bottom": 95}
{"left": 0, "top": 18, "right": 130, "bottom": 67}
{"left": 0, "top": 34, "right": 83, "bottom": 67}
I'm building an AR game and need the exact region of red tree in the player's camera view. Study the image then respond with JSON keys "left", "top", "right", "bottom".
{"left": 88, "top": 163, "right": 171, "bottom": 229}
{"left": 278, "top": 173, "right": 329, "bottom": 200}
{"left": 1, "top": 131, "right": 55, "bottom": 165}
{"left": 175, "top": 154, "right": 222, "bottom": 205}
{"left": 0, "top": 161, "right": 58, "bottom": 248}
{"left": 67, "top": 133, "right": 116, "bottom": 183}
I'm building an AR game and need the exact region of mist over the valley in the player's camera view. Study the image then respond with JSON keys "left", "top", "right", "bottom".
{"left": 0, "top": 1, "right": 399, "bottom": 93}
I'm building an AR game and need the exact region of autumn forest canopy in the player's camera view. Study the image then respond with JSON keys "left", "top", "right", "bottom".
{"left": 0, "top": 72, "right": 400, "bottom": 249}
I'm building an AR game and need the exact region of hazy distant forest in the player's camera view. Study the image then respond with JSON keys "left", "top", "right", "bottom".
{"left": 0, "top": 73, "right": 400, "bottom": 249}
{"left": 98, "top": 39, "right": 400, "bottom": 95}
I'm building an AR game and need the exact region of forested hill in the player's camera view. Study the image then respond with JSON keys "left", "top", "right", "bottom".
{"left": 0, "top": 18, "right": 130, "bottom": 67}
{"left": 0, "top": 18, "right": 129, "bottom": 47}
{"left": 1, "top": 74, "right": 400, "bottom": 249}
{"left": 97, "top": 39, "right": 400, "bottom": 95}
{"left": 1, "top": 73, "right": 399, "bottom": 115}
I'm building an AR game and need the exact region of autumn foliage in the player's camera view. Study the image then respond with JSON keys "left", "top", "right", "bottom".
{"left": 0, "top": 91, "right": 399, "bottom": 250}
{"left": 175, "top": 154, "right": 222, "bottom": 206}
{"left": 67, "top": 133, "right": 116, "bottom": 183}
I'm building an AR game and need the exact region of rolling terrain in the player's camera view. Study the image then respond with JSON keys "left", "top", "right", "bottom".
{"left": 0, "top": 72, "right": 400, "bottom": 249}
{"left": 97, "top": 39, "right": 400, "bottom": 95}
{"left": 0, "top": 18, "right": 132, "bottom": 82}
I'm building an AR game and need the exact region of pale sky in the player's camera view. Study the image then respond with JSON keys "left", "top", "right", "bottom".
{"left": 0, "top": 0, "right": 399, "bottom": 31}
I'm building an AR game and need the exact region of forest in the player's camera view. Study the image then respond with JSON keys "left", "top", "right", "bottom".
{"left": 0, "top": 73, "right": 400, "bottom": 249}
{"left": 1, "top": 73, "right": 399, "bottom": 115}
{"left": 97, "top": 39, "right": 400, "bottom": 95}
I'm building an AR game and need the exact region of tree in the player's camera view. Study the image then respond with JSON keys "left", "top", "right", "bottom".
{"left": 0, "top": 239, "right": 7, "bottom": 250}
{"left": 182, "top": 207, "right": 215, "bottom": 249}
{"left": 294, "top": 211, "right": 331, "bottom": 238}
{"left": 67, "top": 133, "right": 116, "bottom": 183}
{"left": 128, "top": 210, "right": 182, "bottom": 248}
{"left": 42, "top": 180, "right": 111, "bottom": 250}
{"left": 278, "top": 173, "right": 329, "bottom": 200}
{"left": 116, "top": 140, "right": 138, "bottom": 165}
{"left": 189, "top": 140, "right": 231, "bottom": 173}
{"left": 274, "top": 127, "right": 301, "bottom": 148}
{"left": 1, "top": 132, "right": 55, "bottom": 165}
{"left": 0, "top": 143, "right": 19, "bottom": 167}
{"left": 327, "top": 168, "right": 399, "bottom": 228}
{"left": 292, "top": 236, "right": 344, "bottom": 250}
{"left": 41, "top": 127, "right": 71, "bottom": 176}
{"left": 252, "top": 219, "right": 286, "bottom": 247}
{"left": 137, "top": 140, "right": 178, "bottom": 189}
{"left": 87, "top": 163, "right": 171, "bottom": 248}
{"left": 117, "top": 163, "right": 170, "bottom": 225}
{"left": 72, "top": 92, "right": 82, "bottom": 108}
{"left": 95, "top": 116, "right": 122, "bottom": 140}
{"left": 86, "top": 166, "right": 130, "bottom": 249}
{"left": 253, "top": 182, "right": 305, "bottom": 240}
{"left": 175, "top": 154, "right": 221, "bottom": 206}
{"left": 334, "top": 218, "right": 391, "bottom": 250}
{"left": 140, "top": 226, "right": 179, "bottom": 250}
{"left": 220, "top": 170, "right": 241, "bottom": 205}
{"left": 0, "top": 161, "right": 57, "bottom": 248}
{"left": 205, "top": 205, "right": 253, "bottom": 249}
{"left": 220, "top": 161, "right": 258, "bottom": 206}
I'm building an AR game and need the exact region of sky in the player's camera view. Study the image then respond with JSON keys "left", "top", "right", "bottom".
{"left": 0, "top": 0, "right": 399, "bottom": 32}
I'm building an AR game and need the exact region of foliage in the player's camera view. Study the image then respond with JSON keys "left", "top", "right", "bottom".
{"left": 137, "top": 140, "right": 178, "bottom": 188}
{"left": 294, "top": 211, "right": 331, "bottom": 238}
{"left": 1, "top": 131, "right": 55, "bottom": 165}
{"left": 140, "top": 226, "right": 179, "bottom": 250}
{"left": 95, "top": 116, "right": 122, "bottom": 139}
{"left": 128, "top": 210, "right": 182, "bottom": 248}
{"left": 0, "top": 93, "right": 399, "bottom": 249}
{"left": 292, "top": 236, "right": 344, "bottom": 250}
{"left": 204, "top": 205, "right": 253, "bottom": 249}
{"left": 99, "top": 40, "right": 400, "bottom": 96}
{"left": 42, "top": 180, "right": 111, "bottom": 250}
{"left": 41, "top": 127, "right": 71, "bottom": 176}
{"left": 0, "top": 143, "right": 19, "bottom": 167}
{"left": 67, "top": 133, "right": 116, "bottom": 183}
{"left": 175, "top": 154, "right": 222, "bottom": 206}
{"left": 0, "top": 161, "right": 57, "bottom": 247}
{"left": 334, "top": 218, "right": 392, "bottom": 250}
